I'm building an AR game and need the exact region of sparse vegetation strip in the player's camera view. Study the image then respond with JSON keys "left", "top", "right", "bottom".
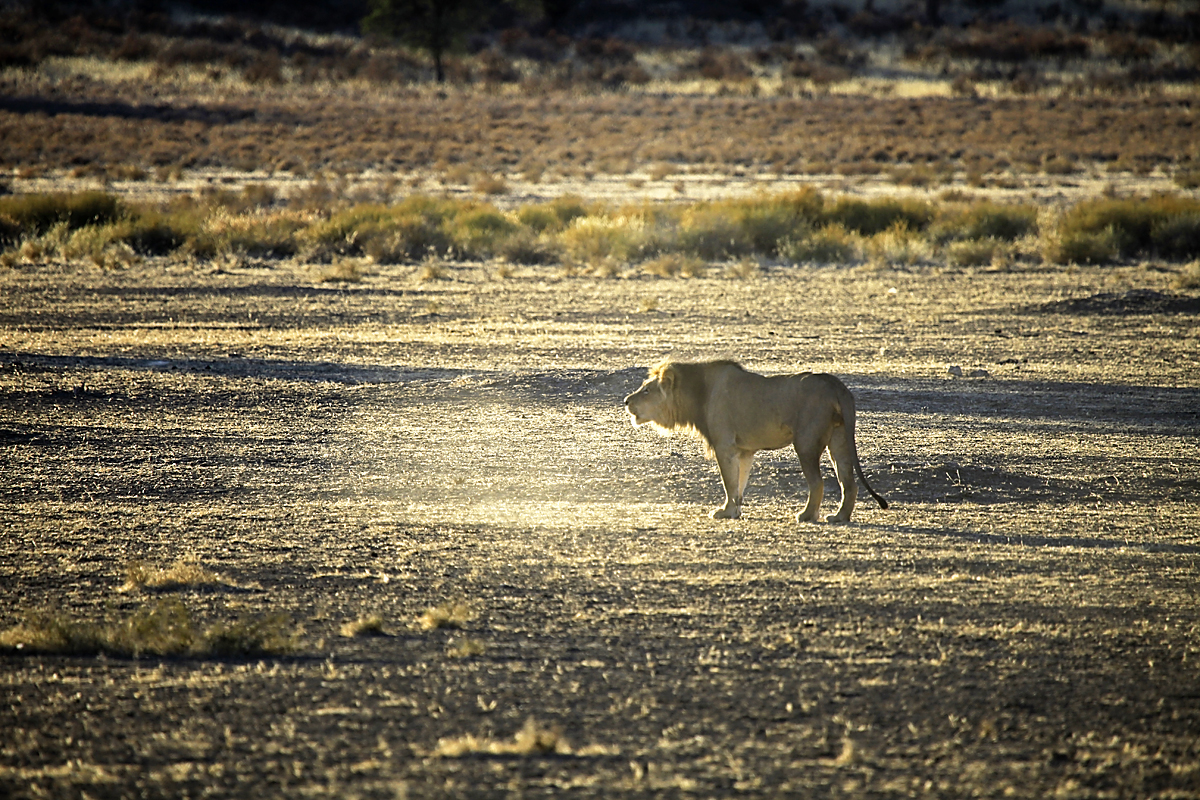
{"left": 4, "top": 188, "right": 1200, "bottom": 269}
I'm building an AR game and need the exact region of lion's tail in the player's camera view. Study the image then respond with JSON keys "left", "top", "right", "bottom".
{"left": 840, "top": 383, "right": 889, "bottom": 511}
{"left": 854, "top": 456, "right": 889, "bottom": 510}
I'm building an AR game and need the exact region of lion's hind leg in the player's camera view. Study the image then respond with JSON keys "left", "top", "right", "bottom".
{"left": 825, "top": 426, "right": 858, "bottom": 523}
{"left": 793, "top": 450, "right": 824, "bottom": 523}
{"left": 793, "top": 426, "right": 830, "bottom": 523}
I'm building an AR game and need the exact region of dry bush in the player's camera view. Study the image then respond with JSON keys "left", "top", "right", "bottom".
{"left": 943, "top": 22, "right": 1089, "bottom": 63}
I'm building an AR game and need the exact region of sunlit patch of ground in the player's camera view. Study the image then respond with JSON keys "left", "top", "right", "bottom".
{"left": 1, "top": 256, "right": 1197, "bottom": 797}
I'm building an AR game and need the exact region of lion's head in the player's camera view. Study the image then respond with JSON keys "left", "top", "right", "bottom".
{"left": 624, "top": 362, "right": 680, "bottom": 430}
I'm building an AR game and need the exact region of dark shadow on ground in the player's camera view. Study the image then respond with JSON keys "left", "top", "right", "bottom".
{"left": 0, "top": 94, "right": 258, "bottom": 124}
{"left": 855, "top": 521, "right": 1200, "bottom": 554}
{"left": 5, "top": 353, "right": 1198, "bottom": 428}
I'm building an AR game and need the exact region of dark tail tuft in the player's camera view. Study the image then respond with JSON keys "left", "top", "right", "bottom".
{"left": 854, "top": 460, "right": 889, "bottom": 510}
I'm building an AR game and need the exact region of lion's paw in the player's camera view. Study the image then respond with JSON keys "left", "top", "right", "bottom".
{"left": 824, "top": 513, "right": 851, "bottom": 524}
{"left": 711, "top": 506, "right": 741, "bottom": 520}
{"left": 795, "top": 511, "right": 820, "bottom": 523}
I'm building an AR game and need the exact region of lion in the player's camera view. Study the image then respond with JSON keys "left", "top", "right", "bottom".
{"left": 624, "top": 360, "right": 888, "bottom": 523}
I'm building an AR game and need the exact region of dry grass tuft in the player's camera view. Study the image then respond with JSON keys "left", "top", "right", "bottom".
{"left": 724, "top": 257, "right": 762, "bottom": 279}
{"left": 0, "top": 600, "right": 296, "bottom": 658}
{"left": 121, "top": 556, "right": 227, "bottom": 593}
{"left": 446, "top": 637, "right": 487, "bottom": 658}
{"left": 340, "top": 615, "right": 387, "bottom": 637}
{"left": 418, "top": 601, "right": 473, "bottom": 630}
{"left": 473, "top": 174, "right": 509, "bottom": 195}
{"left": 433, "top": 718, "right": 572, "bottom": 758}
{"left": 319, "top": 259, "right": 366, "bottom": 282}
{"left": 641, "top": 253, "right": 705, "bottom": 278}
{"left": 418, "top": 258, "right": 449, "bottom": 282}
{"left": 1171, "top": 260, "right": 1200, "bottom": 290}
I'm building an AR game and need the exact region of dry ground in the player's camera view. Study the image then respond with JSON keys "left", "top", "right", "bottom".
{"left": 1, "top": 253, "right": 1199, "bottom": 798}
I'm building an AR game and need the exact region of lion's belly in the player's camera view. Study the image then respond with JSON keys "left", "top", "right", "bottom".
{"left": 733, "top": 425, "right": 794, "bottom": 452}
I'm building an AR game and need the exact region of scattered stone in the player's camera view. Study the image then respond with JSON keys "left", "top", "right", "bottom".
{"left": 947, "top": 365, "right": 963, "bottom": 377}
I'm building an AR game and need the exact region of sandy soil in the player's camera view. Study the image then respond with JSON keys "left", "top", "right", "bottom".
{"left": 2, "top": 255, "right": 1199, "bottom": 798}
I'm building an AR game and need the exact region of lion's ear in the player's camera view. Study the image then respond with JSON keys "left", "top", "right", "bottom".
{"left": 659, "top": 365, "right": 677, "bottom": 391}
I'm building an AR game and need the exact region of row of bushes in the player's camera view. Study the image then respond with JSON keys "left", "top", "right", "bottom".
{"left": 3, "top": 189, "right": 1199, "bottom": 269}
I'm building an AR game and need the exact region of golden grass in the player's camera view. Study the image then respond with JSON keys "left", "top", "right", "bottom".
{"left": 418, "top": 601, "right": 473, "bottom": 630}
{"left": 5, "top": 190, "right": 1200, "bottom": 272}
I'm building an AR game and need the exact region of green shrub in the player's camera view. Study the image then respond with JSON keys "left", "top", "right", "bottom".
{"left": 361, "top": 214, "right": 452, "bottom": 263}
{"left": 306, "top": 204, "right": 392, "bottom": 249}
{"left": 449, "top": 207, "right": 520, "bottom": 258}
{"left": 778, "top": 223, "right": 859, "bottom": 264}
{"left": 494, "top": 228, "right": 560, "bottom": 264}
{"left": 515, "top": 196, "right": 590, "bottom": 234}
{"left": 0, "top": 192, "right": 125, "bottom": 236}
{"left": 947, "top": 238, "right": 1004, "bottom": 267}
{"left": 678, "top": 205, "right": 750, "bottom": 259}
{"left": 1152, "top": 214, "right": 1200, "bottom": 260}
{"left": 959, "top": 202, "right": 1038, "bottom": 241}
{"left": 1058, "top": 196, "right": 1200, "bottom": 258}
{"left": 559, "top": 213, "right": 656, "bottom": 264}
{"left": 1044, "top": 226, "right": 1120, "bottom": 265}
{"left": 867, "top": 220, "right": 931, "bottom": 266}
{"left": 824, "top": 196, "right": 933, "bottom": 236}
{"left": 119, "top": 208, "right": 205, "bottom": 255}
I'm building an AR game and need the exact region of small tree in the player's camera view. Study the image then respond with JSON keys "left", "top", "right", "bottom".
{"left": 362, "top": 0, "right": 491, "bottom": 83}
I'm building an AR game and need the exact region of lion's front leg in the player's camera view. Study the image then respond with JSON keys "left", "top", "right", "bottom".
{"left": 711, "top": 449, "right": 744, "bottom": 519}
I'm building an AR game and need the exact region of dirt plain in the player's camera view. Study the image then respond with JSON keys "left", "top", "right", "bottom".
{"left": 1, "top": 247, "right": 1199, "bottom": 798}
